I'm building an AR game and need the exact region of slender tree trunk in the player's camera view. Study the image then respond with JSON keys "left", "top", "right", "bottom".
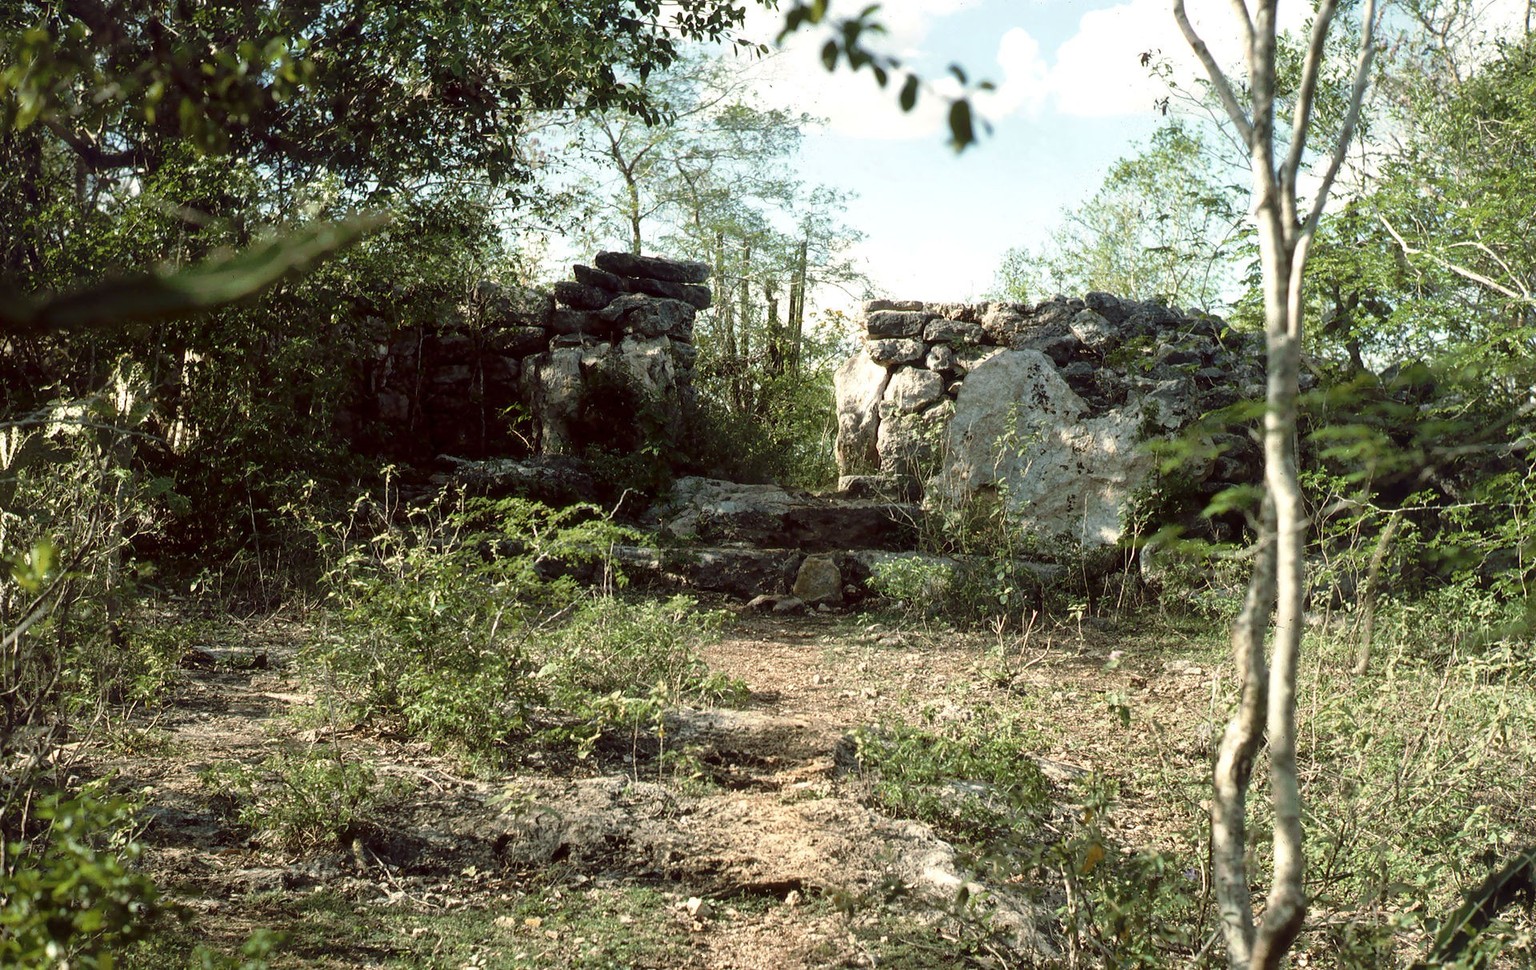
{"left": 627, "top": 175, "right": 643, "bottom": 255}
{"left": 1253, "top": 222, "right": 1309, "bottom": 966}
{"left": 737, "top": 240, "right": 753, "bottom": 413}
{"left": 1211, "top": 500, "right": 1278, "bottom": 966}
{"left": 789, "top": 237, "right": 809, "bottom": 377}
{"left": 1352, "top": 510, "right": 1403, "bottom": 675}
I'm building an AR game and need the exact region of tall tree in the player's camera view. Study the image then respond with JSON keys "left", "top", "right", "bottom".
{"left": 1173, "top": 0, "right": 1380, "bottom": 965}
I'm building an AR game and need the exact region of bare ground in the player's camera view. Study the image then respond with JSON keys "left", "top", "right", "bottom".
{"left": 81, "top": 605, "right": 1235, "bottom": 969}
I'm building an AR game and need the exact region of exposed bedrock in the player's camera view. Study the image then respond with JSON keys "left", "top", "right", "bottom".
{"left": 835, "top": 294, "right": 1281, "bottom": 556}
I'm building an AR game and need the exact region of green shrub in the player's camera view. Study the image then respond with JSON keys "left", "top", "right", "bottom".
{"left": 538, "top": 595, "right": 747, "bottom": 760}
{"left": 0, "top": 791, "right": 163, "bottom": 969}
{"left": 867, "top": 556, "right": 954, "bottom": 617}
{"left": 301, "top": 493, "right": 638, "bottom": 758}
{"left": 851, "top": 714, "right": 1051, "bottom": 848}
{"left": 200, "top": 750, "right": 385, "bottom": 851}
{"left": 302, "top": 492, "right": 744, "bottom": 770}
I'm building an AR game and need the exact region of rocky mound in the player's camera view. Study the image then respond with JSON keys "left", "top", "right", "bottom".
{"left": 836, "top": 295, "right": 1281, "bottom": 554}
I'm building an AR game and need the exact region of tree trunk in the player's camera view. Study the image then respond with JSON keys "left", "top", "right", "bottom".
{"left": 1351, "top": 510, "right": 1403, "bottom": 675}
{"left": 1251, "top": 224, "right": 1309, "bottom": 967}
{"left": 789, "top": 237, "right": 809, "bottom": 377}
{"left": 737, "top": 240, "right": 753, "bottom": 413}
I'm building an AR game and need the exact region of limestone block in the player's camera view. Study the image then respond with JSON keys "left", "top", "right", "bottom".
{"left": 616, "top": 335, "right": 678, "bottom": 395}
{"left": 866, "top": 310, "right": 930, "bottom": 338}
{"left": 882, "top": 366, "right": 945, "bottom": 415}
{"left": 925, "top": 343, "right": 957, "bottom": 374}
{"left": 877, "top": 400, "right": 954, "bottom": 481}
{"left": 552, "top": 280, "right": 613, "bottom": 311}
{"left": 979, "top": 303, "right": 1031, "bottom": 345}
{"left": 953, "top": 345, "right": 1004, "bottom": 375}
{"left": 594, "top": 251, "right": 711, "bottom": 284}
{"left": 834, "top": 352, "right": 890, "bottom": 475}
{"left": 1068, "top": 309, "right": 1121, "bottom": 353}
{"left": 923, "top": 318, "right": 984, "bottom": 344}
{"left": 488, "top": 326, "right": 549, "bottom": 359}
{"left": 792, "top": 555, "right": 844, "bottom": 607}
{"left": 933, "top": 350, "right": 1155, "bottom": 549}
{"left": 599, "top": 294, "right": 696, "bottom": 339}
{"left": 868, "top": 338, "right": 925, "bottom": 367}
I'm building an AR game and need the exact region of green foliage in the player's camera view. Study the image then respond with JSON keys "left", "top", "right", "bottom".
{"left": 200, "top": 751, "right": 385, "bottom": 851}
{"left": 850, "top": 712, "right": 1202, "bottom": 963}
{"left": 991, "top": 122, "right": 1243, "bottom": 309}
{"left": 301, "top": 490, "right": 742, "bottom": 769}
{"left": 0, "top": 791, "right": 163, "bottom": 969}
{"left": 1, "top": 216, "right": 382, "bottom": 335}
{"left": 868, "top": 555, "right": 955, "bottom": 617}
{"left": 1052, "top": 777, "right": 1203, "bottom": 966}
{"left": 303, "top": 491, "right": 637, "bottom": 756}
{"left": 852, "top": 714, "right": 1051, "bottom": 848}
{"left": 540, "top": 594, "right": 734, "bottom": 703}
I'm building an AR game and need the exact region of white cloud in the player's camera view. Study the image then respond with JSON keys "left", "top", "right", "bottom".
{"left": 975, "top": 27, "right": 1050, "bottom": 121}
{"left": 735, "top": 0, "right": 1365, "bottom": 140}
{"left": 734, "top": 2, "right": 965, "bottom": 141}
{"left": 1044, "top": 0, "right": 1315, "bottom": 119}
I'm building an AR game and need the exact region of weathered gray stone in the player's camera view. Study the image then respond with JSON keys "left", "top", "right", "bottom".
{"left": 655, "top": 478, "right": 919, "bottom": 552}
{"left": 924, "top": 318, "right": 985, "bottom": 344}
{"left": 979, "top": 303, "right": 1030, "bottom": 345}
{"left": 1014, "top": 322, "right": 1080, "bottom": 364}
{"left": 868, "top": 338, "right": 925, "bottom": 366}
{"left": 882, "top": 367, "right": 945, "bottom": 415}
{"left": 477, "top": 281, "right": 553, "bottom": 328}
{"left": 573, "top": 263, "right": 628, "bottom": 291}
{"left": 552, "top": 280, "right": 613, "bottom": 311}
{"left": 878, "top": 399, "right": 954, "bottom": 482}
{"left": 834, "top": 352, "right": 890, "bottom": 475}
{"left": 836, "top": 475, "right": 907, "bottom": 501}
{"left": 615, "top": 335, "right": 678, "bottom": 396}
{"left": 926, "top": 303, "right": 980, "bottom": 323}
{"left": 866, "top": 310, "right": 930, "bottom": 338}
{"left": 525, "top": 346, "right": 595, "bottom": 454}
{"left": 627, "top": 276, "right": 712, "bottom": 310}
{"left": 1068, "top": 309, "right": 1121, "bottom": 352}
{"left": 594, "top": 251, "right": 710, "bottom": 284}
{"left": 953, "top": 345, "right": 1004, "bottom": 375}
{"left": 792, "top": 555, "right": 843, "bottom": 607}
{"left": 926, "top": 343, "right": 957, "bottom": 374}
{"left": 549, "top": 308, "right": 611, "bottom": 336}
{"left": 865, "top": 299, "right": 926, "bottom": 313}
{"left": 934, "top": 350, "right": 1154, "bottom": 549}
{"left": 576, "top": 264, "right": 710, "bottom": 307}
{"left": 1084, "top": 291, "right": 1129, "bottom": 324}
{"left": 489, "top": 326, "right": 549, "bottom": 359}
{"left": 598, "top": 294, "right": 696, "bottom": 339}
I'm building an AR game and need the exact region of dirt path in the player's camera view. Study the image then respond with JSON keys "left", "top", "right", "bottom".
{"left": 83, "top": 608, "right": 1224, "bottom": 968}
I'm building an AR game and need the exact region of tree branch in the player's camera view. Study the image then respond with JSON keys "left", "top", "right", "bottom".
{"left": 1300, "top": 0, "right": 1380, "bottom": 237}
{"left": 1280, "top": 0, "right": 1342, "bottom": 200}
{"left": 1172, "top": 0, "right": 1255, "bottom": 144}
{"left": 1379, "top": 215, "right": 1536, "bottom": 304}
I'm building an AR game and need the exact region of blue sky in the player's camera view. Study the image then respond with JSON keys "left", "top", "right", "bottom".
{"left": 733, "top": 0, "right": 1279, "bottom": 305}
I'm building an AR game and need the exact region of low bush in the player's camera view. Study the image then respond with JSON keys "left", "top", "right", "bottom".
{"left": 200, "top": 751, "right": 387, "bottom": 851}
{"left": 300, "top": 491, "right": 743, "bottom": 769}
{"left": 0, "top": 791, "right": 163, "bottom": 969}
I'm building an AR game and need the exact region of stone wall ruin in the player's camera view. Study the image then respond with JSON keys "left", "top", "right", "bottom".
{"left": 344, "top": 252, "right": 706, "bottom": 461}
{"left": 835, "top": 295, "right": 1271, "bottom": 553}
